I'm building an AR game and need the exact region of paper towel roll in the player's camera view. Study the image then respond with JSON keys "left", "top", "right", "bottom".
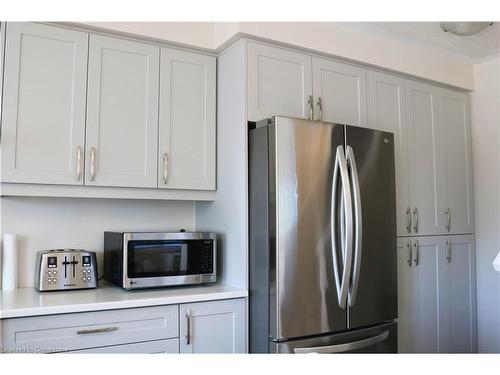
{"left": 2, "top": 234, "right": 18, "bottom": 291}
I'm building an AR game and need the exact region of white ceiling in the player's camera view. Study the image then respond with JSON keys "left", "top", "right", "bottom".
{"left": 364, "top": 22, "right": 500, "bottom": 61}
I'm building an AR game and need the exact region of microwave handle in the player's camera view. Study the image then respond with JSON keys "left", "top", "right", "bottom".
{"left": 185, "top": 309, "right": 192, "bottom": 345}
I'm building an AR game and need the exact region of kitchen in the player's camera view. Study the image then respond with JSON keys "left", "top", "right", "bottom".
{"left": 1, "top": 1, "right": 500, "bottom": 369}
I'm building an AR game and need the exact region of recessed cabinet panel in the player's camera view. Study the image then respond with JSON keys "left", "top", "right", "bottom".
{"left": 406, "top": 81, "right": 445, "bottom": 235}
{"left": 159, "top": 48, "right": 216, "bottom": 190}
{"left": 1, "top": 23, "right": 88, "bottom": 185}
{"left": 312, "top": 57, "right": 367, "bottom": 126}
{"left": 439, "top": 90, "right": 474, "bottom": 234}
{"left": 247, "top": 42, "right": 313, "bottom": 121}
{"left": 368, "top": 71, "right": 410, "bottom": 236}
{"left": 86, "top": 35, "right": 159, "bottom": 188}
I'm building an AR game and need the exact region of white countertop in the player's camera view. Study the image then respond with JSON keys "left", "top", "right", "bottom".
{"left": 0, "top": 282, "right": 248, "bottom": 319}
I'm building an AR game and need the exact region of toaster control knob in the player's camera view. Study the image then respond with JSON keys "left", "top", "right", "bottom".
{"left": 52, "top": 278, "right": 57, "bottom": 283}
{"left": 52, "top": 270, "right": 57, "bottom": 275}
{"left": 47, "top": 279, "right": 52, "bottom": 284}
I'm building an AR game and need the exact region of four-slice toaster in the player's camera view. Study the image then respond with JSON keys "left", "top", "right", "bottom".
{"left": 35, "top": 249, "right": 98, "bottom": 291}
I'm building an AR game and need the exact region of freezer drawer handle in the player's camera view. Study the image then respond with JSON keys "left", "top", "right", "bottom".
{"left": 331, "top": 145, "right": 354, "bottom": 309}
{"left": 293, "top": 330, "right": 390, "bottom": 354}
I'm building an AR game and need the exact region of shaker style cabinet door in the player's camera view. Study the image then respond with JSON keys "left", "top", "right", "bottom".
{"left": 1, "top": 23, "right": 88, "bottom": 185}
{"left": 85, "top": 35, "right": 159, "bottom": 188}
{"left": 158, "top": 48, "right": 216, "bottom": 190}
{"left": 405, "top": 81, "right": 445, "bottom": 236}
{"left": 397, "top": 237, "right": 440, "bottom": 353}
{"left": 179, "top": 299, "right": 246, "bottom": 353}
{"left": 438, "top": 235, "right": 477, "bottom": 353}
{"left": 368, "top": 71, "right": 410, "bottom": 236}
{"left": 439, "top": 89, "right": 474, "bottom": 235}
{"left": 312, "top": 57, "right": 367, "bottom": 126}
{"left": 247, "top": 42, "right": 313, "bottom": 122}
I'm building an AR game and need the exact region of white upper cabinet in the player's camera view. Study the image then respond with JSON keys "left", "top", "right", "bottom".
{"left": 85, "top": 35, "right": 159, "bottom": 188}
{"left": 247, "top": 42, "right": 313, "bottom": 122}
{"left": 1, "top": 23, "right": 88, "bottom": 185}
{"left": 158, "top": 48, "right": 216, "bottom": 190}
{"left": 179, "top": 299, "right": 246, "bottom": 353}
{"left": 439, "top": 89, "right": 474, "bottom": 234}
{"left": 438, "top": 235, "right": 477, "bottom": 353}
{"left": 368, "top": 71, "right": 410, "bottom": 236}
{"left": 405, "top": 80, "right": 445, "bottom": 236}
{"left": 312, "top": 57, "right": 367, "bottom": 126}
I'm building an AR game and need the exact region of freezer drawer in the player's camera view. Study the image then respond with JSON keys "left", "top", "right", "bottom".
{"left": 270, "top": 322, "right": 397, "bottom": 354}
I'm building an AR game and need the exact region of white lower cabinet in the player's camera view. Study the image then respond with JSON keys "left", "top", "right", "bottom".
{"left": 397, "top": 236, "right": 476, "bottom": 353}
{"left": 179, "top": 298, "right": 246, "bottom": 353}
{"left": 1, "top": 298, "right": 247, "bottom": 354}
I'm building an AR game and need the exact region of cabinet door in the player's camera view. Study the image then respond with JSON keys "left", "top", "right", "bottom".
{"left": 406, "top": 81, "right": 445, "bottom": 236}
{"left": 159, "top": 48, "right": 216, "bottom": 190}
{"left": 86, "top": 35, "right": 159, "bottom": 188}
{"left": 1, "top": 23, "right": 88, "bottom": 185}
{"left": 397, "top": 238, "right": 414, "bottom": 353}
{"left": 312, "top": 57, "right": 367, "bottom": 126}
{"left": 179, "top": 299, "right": 246, "bottom": 353}
{"left": 439, "top": 235, "right": 477, "bottom": 353}
{"left": 368, "top": 71, "right": 410, "bottom": 236}
{"left": 439, "top": 89, "right": 474, "bottom": 234}
{"left": 411, "top": 237, "right": 440, "bottom": 353}
{"left": 247, "top": 42, "right": 312, "bottom": 121}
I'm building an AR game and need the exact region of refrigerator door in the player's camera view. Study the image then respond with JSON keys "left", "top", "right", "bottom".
{"left": 344, "top": 126, "right": 398, "bottom": 329}
{"left": 270, "top": 117, "right": 346, "bottom": 341}
{"left": 270, "top": 321, "right": 397, "bottom": 353}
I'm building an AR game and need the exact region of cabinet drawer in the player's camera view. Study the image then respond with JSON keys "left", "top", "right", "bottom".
{"left": 69, "top": 338, "right": 179, "bottom": 354}
{"left": 1, "top": 305, "right": 178, "bottom": 353}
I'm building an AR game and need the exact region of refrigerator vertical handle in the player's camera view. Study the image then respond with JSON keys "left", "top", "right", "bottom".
{"left": 331, "top": 145, "right": 354, "bottom": 309}
{"left": 346, "top": 145, "right": 362, "bottom": 307}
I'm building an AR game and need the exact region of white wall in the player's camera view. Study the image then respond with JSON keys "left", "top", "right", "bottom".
{"left": 79, "top": 22, "right": 475, "bottom": 91}
{"left": 470, "top": 57, "right": 500, "bottom": 353}
{"left": 0, "top": 197, "right": 194, "bottom": 288}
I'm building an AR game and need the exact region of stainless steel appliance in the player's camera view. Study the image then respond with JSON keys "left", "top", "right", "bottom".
{"left": 35, "top": 249, "right": 98, "bottom": 291}
{"left": 249, "top": 116, "right": 397, "bottom": 353}
{"left": 104, "top": 232, "right": 217, "bottom": 290}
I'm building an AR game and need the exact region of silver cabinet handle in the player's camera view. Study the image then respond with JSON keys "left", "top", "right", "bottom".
{"left": 294, "top": 330, "right": 390, "bottom": 354}
{"left": 413, "top": 240, "right": 420, "bottom": 266}
{"left": 185, "top": 309, "right": 192, "bottom": 345}
{"left": 317, "top": 97, "right": 323, "bottom": 121}
{"left": 412, "top": 208, "right": 419, "bottom": 233}
{"left": 162, "top": 153, "right": 169, "bottom": 184}
{"left": 77, "top": 327, "right": 118, "bottom": 335}
{"left": 76, "top": 146, "right": 82, "bottom": 181}
{"left": 446, "top": 239, "right": 452, "bottom": 263}
{"left": 445, "top": 208, "right": 451, "bottom": 232}
{"left": 89, "top": 147, "right": 96, "bottom": 182}
{"left": 331, "top": 145, "right": 353, "bottom": 309}
{"left": 406, "top": 208, "right": 412, "bottom": 234}
{"left": 307, "top": 95, "right": 314, "bottom": 120}
{"left": 346, "top": 145, "right": 362, "bottom": 307}
{"left": 407, "top": 240, "right": 412, "bottom": 267}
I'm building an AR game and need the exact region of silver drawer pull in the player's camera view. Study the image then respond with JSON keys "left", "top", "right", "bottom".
{"left": 76, "top": 146, "right": 82, "bottom": 181}
{"left": 307, "top": 95, "right": 314, "bottom": 120}
{"left": 90, "top": 147, "right": 96, "bottom": 182}
{"left": 77, "top": 327, "right": 118, "bottom": 335}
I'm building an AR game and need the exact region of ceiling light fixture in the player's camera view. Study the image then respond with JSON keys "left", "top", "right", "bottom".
{"left": 440, "top": 22, "right": 493, "bottom": 36}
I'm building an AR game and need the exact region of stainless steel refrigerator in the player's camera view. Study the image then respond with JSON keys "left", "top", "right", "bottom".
{"left": 249, "top": 116, "right": 397, "bottom": 353}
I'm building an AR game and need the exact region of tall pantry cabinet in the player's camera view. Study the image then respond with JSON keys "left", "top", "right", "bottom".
{"left": 368, "top": 70, "right": 476, "bottom": 353}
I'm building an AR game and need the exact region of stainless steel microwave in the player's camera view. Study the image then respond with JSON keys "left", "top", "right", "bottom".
{"left": 103, "top": 232, "right": 217, "bottom": 290}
